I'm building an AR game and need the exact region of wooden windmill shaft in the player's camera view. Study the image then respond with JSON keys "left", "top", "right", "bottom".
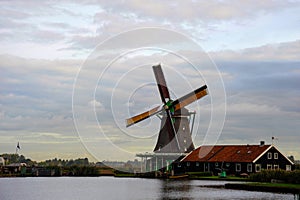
{"left": 126, "top": 64, "right": 208, "bottom": 153}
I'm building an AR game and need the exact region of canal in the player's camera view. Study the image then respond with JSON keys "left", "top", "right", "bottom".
{"left": 0, "top": 176, "right": 295, "bottom": 199}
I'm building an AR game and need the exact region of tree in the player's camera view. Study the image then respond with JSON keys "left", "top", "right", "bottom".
{"left": 288, "top": 155, "right": 295, "bottom": 162}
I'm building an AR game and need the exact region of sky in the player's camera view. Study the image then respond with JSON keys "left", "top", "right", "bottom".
{"left": 0, "top": 0, "right": 300, "bottom": 162}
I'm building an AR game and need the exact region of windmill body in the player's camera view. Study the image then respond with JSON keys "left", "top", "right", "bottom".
{"left": 154, "top": 108, "right": 195, "bottom": 153}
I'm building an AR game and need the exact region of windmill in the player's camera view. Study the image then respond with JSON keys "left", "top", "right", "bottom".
{"left": 126, "top": 64, "right": 208, "bottom": 154}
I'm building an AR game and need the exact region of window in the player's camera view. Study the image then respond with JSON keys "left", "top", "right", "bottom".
{"left": 247, "top": 164, "right": 252, "bottom": 172}
{"left": 177, "top": 163, "right": 181, "bottom": 168}
{"left": 255, "top": 164, "right": 261, "bottom": 172}
{"left": 286, "top": 165, "right": 291, "bottom": 171}
{"left": 226, "top": 163, "right": 230, "bottom": 167}
{"left": 268, "top": 152, "right": 272, "bottom": 159}
{"left": 267, "top": 164, "right": 272, "bottom": 170}
{"left": 274, "top": 153, "right": 278, "bottom": 159}
{"left": 274, "top": 165, "right": 279, "bottom": 170}
{"left": 196, "top": 162, "right": 199, "bottom": 167}
{"left": 215, "top": 162, "right": 219, "bottom": 167}
{"left": 186, "top": 162, "right": 190, "bottom": 167}
{"left": 236, "top": 163, "right": 241, "bottom": 172}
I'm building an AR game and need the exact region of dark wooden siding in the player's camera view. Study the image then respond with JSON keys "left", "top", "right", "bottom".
{"left": 254, "top": 146, "right": 294, "bottom": 171}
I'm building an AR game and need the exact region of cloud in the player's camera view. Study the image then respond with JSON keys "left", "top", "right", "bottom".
{"left": 2, "top": 36, "right": 300, "bottom": 160}
{"left": 95, "top": 0, "right": 298, "bottom": 22}
{"left": 1, "top": 1, "right": 299, "bottom": 58}
{"left": 1, "top": 39, "right": 300, "bottom": 161}
{"left": 212, "top": 40, "right": 300, "bottom": 61}
{"left": 0, "top": 1, "right": 299, "bottom": 161}
{"left": 88, "top": 99, "right": 105, "bottom": 112}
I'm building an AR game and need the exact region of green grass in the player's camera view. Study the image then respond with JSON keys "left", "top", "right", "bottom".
{"left": 114, "top": 173, "right": 136, "bottom": 177}
{"left": 189, "top": 175, "right": 247, "bottom": 181}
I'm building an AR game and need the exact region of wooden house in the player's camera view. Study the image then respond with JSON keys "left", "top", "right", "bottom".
{"left": 173, "top": 141, "right": 295, "bottom": 175}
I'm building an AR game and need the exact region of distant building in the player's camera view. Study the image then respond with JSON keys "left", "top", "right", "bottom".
{"left": 174, "top": 141, "right": 295, "bottom": 175}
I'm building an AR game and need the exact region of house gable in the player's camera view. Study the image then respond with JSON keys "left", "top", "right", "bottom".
{"left": 253, "top": 145, "right": 294, "bottom": 165}
{"left": 253, "top": 146, "right": 294, "bottom": 171}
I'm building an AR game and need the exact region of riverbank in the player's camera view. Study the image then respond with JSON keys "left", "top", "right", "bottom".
{"left": 225, "top": 182, "right": 300, "bottom": 195}
{"left": 114, "top": 172, "right": 300, "bottom": 196}
{"left": 115, "top": 172, "right": 248, "bottom": 182}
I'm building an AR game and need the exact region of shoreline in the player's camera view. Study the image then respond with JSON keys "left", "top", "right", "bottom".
{"left": 225, "top": 182, "right": 300, "bottom": 195}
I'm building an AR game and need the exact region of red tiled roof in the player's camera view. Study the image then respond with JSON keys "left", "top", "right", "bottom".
{"left": 183, "top": 144, "right": 271, "bottom": 163}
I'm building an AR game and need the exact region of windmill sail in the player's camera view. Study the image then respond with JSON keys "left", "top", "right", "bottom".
{"left": 125, "top": 64, "right": 208, "bottom": 154}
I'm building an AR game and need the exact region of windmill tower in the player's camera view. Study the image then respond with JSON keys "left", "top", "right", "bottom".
{"left": 126, "top": 64, "right": 208, "bottom": 172}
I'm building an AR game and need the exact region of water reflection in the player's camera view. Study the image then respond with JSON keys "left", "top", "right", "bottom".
{"left": 160, "top": 179, "right": 192, "bottom": 199}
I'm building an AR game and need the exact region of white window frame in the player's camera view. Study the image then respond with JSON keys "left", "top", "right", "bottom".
{"left": 236, "top": 163, "right": 241, "bottom": 172}
{"left": 255, "top": 164, "right": 261, "bottom": 172}
{"left": 286, "top": 165, "right": 291, "bottom": 171}
{"left": 274, "top": 164, "right": 279, "bottom": 170}
{"left": 196, "top": 162, "right": 199, "bottom": 167}
{"left": 274, "top": 153, "right": 278, "bottom": 159}
{"left": 268, "top": 152, "right": 272, "bottom": 159}
{"left": 186, "top": 162, "right": 190, "bottom": 167}
{"left": 267, "top": 164, "right": 272, "bottom": 170}
{"left": 204, "top": 163, "right": 210, "bottom": 172}
{"left": 247, "top": 163, "right": 252, "bottom": 172}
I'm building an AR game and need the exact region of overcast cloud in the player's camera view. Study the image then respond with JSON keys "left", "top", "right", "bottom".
{"left": 0, "top": 0, "right": 299, "bottom": 161}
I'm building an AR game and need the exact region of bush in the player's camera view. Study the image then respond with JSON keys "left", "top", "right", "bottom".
{"left": 64, "top": 166, "right": 100, "bottom": 176}
{"left": 249, "top": 170, "right": 300, "bottom": 184}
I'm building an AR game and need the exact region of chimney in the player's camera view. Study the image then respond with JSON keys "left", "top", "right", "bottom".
{"left": 260, "top": 141, "right": 265, "bottom": 146}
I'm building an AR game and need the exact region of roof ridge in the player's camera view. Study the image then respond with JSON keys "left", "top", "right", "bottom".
{"left": 200, "top": 144, "right": 271, "bottom": 147}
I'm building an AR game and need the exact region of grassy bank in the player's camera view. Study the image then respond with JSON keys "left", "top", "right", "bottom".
{"left": 249, "top": 170, "right": 300, "bottom": 184}
{"left": 225, "top": 182, "right": 300, "bottom": 194}
{"left": 186, "top": 172, "right": 247, "bottom": 181}
{"left": 190, "top": 176, "right": 247, "bottom": 181}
